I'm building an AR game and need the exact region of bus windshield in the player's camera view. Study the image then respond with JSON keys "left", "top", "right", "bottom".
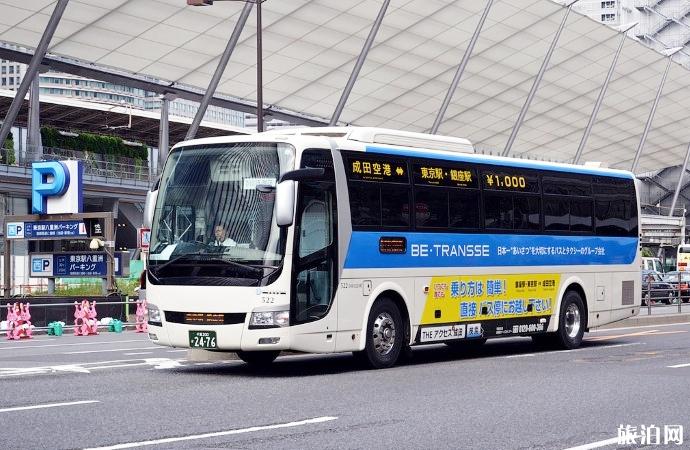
{"left": 148, "top": 142, "right": 294, "bottom": 285}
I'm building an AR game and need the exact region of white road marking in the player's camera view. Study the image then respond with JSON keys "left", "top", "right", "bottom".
{"left": 668, "top": 362, "right": 690, "bottom": 368}
{"left": 124, "top": 352, "right": 153, "bottom": 356}
{"left": 84, "top": 416, "right": 338, "bottom": 450}
{"left": 0, "top": 339, "right": 145, "bottom": 351}
{"left": 562, "top": 435, "right": 641, "bottom": 450}
{"left": 63, "top": 347, "right": 160, "bottom": 355}
{"left": 0, "top": 400, "right": 99, "bottom": 413}
{"left": 166, "top": 350, "right": 187, "bottom": 353}
{"left": 590, "top": 321, "right": 690, "bottom": 333}
{"left": 0, "top": 358, "right": 186, "bottom": 378}
{"left": 511, "top": 342, "right": 642, "bottom": 359}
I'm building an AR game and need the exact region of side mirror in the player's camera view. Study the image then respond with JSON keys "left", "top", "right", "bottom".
{"left": 278, "top": 167, "right": 325, "bottom": 183}
{"left": 143, "top": 189, "right": 158, "bottom": 228}
{"left": 275, "top": 180, "right": 295, "bottom": 227}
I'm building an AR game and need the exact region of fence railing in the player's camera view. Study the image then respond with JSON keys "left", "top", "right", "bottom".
{"left": 641, "top": 279, "right": 690, "bottom": 315}
{"left": 1, "top": 145, "right": 152, "bottom": 184}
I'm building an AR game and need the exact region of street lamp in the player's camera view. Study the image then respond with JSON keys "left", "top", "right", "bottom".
{"left": 187, "top": 0, "right": 266, "bottom": 132}
{"left": 90, "top": 238, "right": 116, "bottom": 294}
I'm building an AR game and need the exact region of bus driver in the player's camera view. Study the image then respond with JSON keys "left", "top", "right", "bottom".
{"left": 211, "top": 224, "right": 237, "bottom": 247}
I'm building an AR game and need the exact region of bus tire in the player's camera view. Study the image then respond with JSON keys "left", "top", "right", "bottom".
{"left": 236, "top": 350, "right": 280, "bottom": 367}
{"left": 555, "top": 290, "right": 586, "bottom": 350}
{"left": 355, "top": 298, "right": 403, "bottom": 369}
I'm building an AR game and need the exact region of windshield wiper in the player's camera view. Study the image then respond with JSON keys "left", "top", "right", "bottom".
{"left": 151, "top": 253, "right": 262, "bottom": 276}
{"left": 149, "top": 251, "right": 204, "bottom": 274}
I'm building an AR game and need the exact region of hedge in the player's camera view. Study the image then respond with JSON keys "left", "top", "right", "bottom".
{"left": 2, "top": 131, "right": 15, "bottom": 164}
{"left": 40, "top": 127, "right": 148, "bottom": 160}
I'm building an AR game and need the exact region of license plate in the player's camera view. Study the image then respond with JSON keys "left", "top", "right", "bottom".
{"left": 189, "top": 330, "right": 217, "bottom": 349}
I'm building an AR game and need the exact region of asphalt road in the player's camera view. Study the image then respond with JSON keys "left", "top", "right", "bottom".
{"left": 1, "top": 323, "right": 689, "bottom": 450}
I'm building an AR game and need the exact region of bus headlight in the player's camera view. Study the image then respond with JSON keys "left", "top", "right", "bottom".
{"left": 249, "top": 310, "right": 289, "bottom": 328}
{"left": 147, "top": 303, "right": 162, "bottom": 325}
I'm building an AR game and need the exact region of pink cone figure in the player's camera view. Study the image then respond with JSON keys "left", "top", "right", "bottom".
{"left": 6, "top": 303, "right": 32, "bottom": 340}
{"left": 74, "top": 301, "right": 99, "bottom": 336}
{"left": 135, "top": 299, "right": 148, "bottom": 333}
{"left": 6, "top": 303, "right": 19, "bottom": 340}
{"left": 74, "top": 301, "right": 87, "bottom": 336}
{"left": 86, "top": 301, "right": 98, "bottom": 335}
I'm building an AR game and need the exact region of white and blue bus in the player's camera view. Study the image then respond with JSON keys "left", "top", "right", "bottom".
{"left": 144, "top": 127, "right": 640, "bottom": 369}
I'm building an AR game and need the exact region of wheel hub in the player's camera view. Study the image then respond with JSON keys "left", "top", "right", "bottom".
{"left": 372, "top": 312, "right": 396, "bottom": 356}
{"left": 565, "top": 303, "right": 581, "bottom": 339}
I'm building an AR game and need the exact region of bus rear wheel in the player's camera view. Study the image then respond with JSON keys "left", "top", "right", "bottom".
{"left": 236, "top": 350, "right": 280, "bottom": 367}
{"left": 555, "top": 290, "right": 586, "bottom": 349}
{"left": 354, "top": 298, "right": 403, "bottom": 369}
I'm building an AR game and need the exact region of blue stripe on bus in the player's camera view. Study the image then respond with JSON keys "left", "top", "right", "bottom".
{"left": 344, "top": 232, "right": 638, "bottom": 269}
{"left": 364, "top": 146, "right": 634, "bottom": 179}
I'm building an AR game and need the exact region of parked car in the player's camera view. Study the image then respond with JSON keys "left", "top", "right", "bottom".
{"left": 641, "top": 270, "right": 676, "bottom": 305}
{"left": 662, "top": 271, "right": 690, "bottom": 303}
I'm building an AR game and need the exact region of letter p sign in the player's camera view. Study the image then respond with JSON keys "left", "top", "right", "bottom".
{"left": 31, "top": 161, "right": 82, "bottom": 214}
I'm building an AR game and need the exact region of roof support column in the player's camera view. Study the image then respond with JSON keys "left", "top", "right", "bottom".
{"left": 158, "top": 95, "right": 172, "bottom": 176}
{"left": 573, "top": 24, "right": 635, "bottom": 164}
{"left": 185, "top": 1, "right": 253, "bottom": 140}
{"left": 431, "top": 0, "right": 494, "bottom": 134}
{"left": 27, "top": 73, "right": 43, "bottom": 162}
{"left": 502, "top": 0, "right": 578, "bottom": 157}
{"left": 668, "top": 142, "right": 690, "bottom": 218}
{"left": 256, "top": 0, "right": 264, "bottom": 132}
{"left": 329, "top": 0, "right": 390, "bottom": 126}
{"left": 630, "top": 52, "right": 678, "bottom": 173}
{"left": 0, "top": 0, "right": 68, "bottom": 150}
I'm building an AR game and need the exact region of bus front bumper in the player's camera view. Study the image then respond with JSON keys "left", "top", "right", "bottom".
{"left": 147, "top": 321, "right": 292, "bottom": 351}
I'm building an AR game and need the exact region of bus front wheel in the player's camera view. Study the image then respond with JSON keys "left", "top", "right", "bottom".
{"left": 354, "top": 298, "right": 403, "bottom": 369}
{"left": 236, "top": 350, "right": 280, "bottom": 367}
{"left": 555, "top": 290, "right": 586, "bottom": 349}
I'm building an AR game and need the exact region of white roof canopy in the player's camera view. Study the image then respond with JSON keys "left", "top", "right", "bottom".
{"left": 1, "top": 0, "right": 690, "bottom": 173}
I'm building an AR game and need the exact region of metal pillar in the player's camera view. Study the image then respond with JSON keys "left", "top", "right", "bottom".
{"left": 27, "top": 74, "right": 42, "bottom": 162}
{"left": 329, "top": 0, "right": 390, "bottom": 126}
{"left": 630, "top": 53, "right": 677, "bottom": 173}
{"left": 185, "top": 1, "right": 253, "bottom": 140}
{"left": 158, "top": 95, "right": 171, "bottom": 175}
{"left": 431, "top": 0, "right": 494, "bottom": 134}
{"left": 502, "top": 1, "right": 578, "bottom": 157}
{"left": 0, "top": 0, "right": 69, "bottom": 149}
{"left": 3, "top": 238, "right": 10, "bottom": 298}
{"left": 256, "top": 0, "right": 264, "bottom": 132}
{"left": 669, "top": 142, "right": 690, "bottom": 217}
{"left": 573, "top": 24, "right": 635, "bottom": 164}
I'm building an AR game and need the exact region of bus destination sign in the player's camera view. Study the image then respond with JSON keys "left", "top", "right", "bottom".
{"left": 347, "top": 157, "right": 408, "bottom": 183}
{"left": 413, "top": 164, "right": 477, "bottom": 188}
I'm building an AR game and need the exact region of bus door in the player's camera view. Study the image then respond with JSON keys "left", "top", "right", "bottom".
{"left": 290, "top": 150, "right": 339, "bottom": 352}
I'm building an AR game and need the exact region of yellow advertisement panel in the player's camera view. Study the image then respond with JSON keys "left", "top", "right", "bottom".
{"left": 421, "top": 274, "right": 560, "bottom": 325}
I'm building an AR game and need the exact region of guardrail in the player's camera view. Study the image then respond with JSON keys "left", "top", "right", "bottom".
{"left": 2, "top": 296, "right": 142, "bottom": 330}
{"left": 641, "top": 280, "right": 690, "bottom": 315}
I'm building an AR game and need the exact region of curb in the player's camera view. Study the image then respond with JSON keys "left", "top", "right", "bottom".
{"left": 596, "top": 313, "right": 690, "bottom": 329}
